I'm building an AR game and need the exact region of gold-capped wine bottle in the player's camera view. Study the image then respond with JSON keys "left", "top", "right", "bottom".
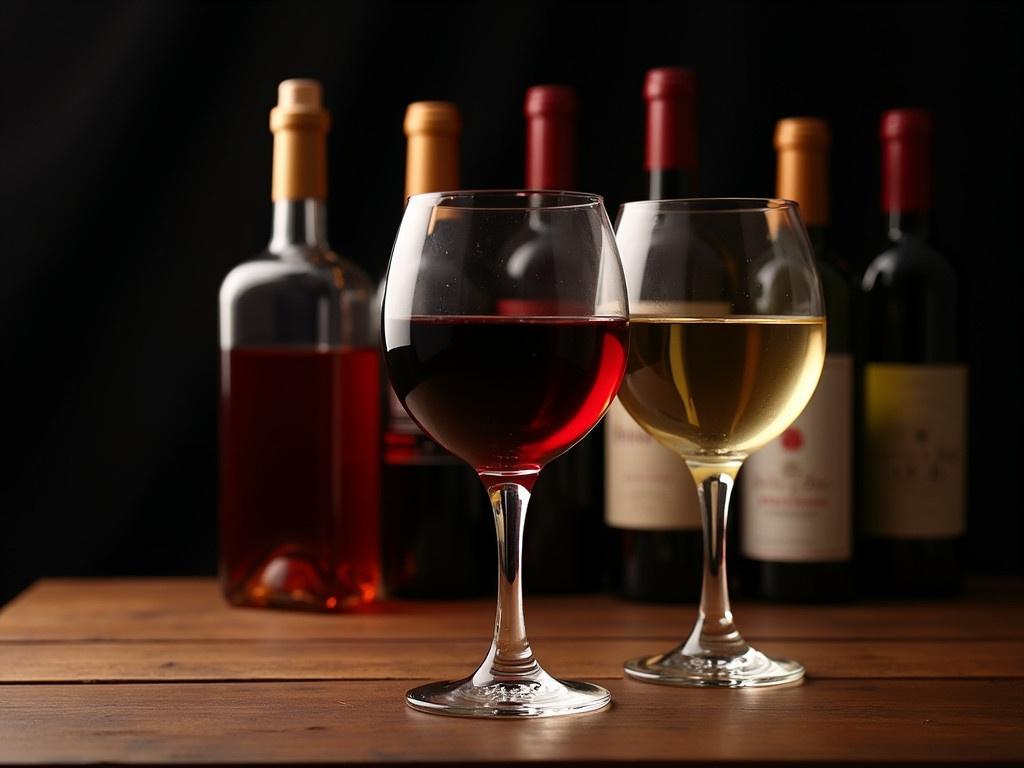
{"left": 219, "top": 80, "right": 380, "bottom": 611}
{"left": 741, "top": 117, "right": 855, "bottom": 602}
{"left": 379, "top": 102, "right": 495, "bottom": 598}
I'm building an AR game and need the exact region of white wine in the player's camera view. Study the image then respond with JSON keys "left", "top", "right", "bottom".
{"left": 618, "top": 316, "right": 826, "bottom": 460}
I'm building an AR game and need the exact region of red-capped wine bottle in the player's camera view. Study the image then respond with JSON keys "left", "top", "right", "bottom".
{"left": 379, "top": 102, "right": 494, "bottom": 598}
{"left": 741, "top": 117, "right": 855, "bottom": 602}
{"left": 860, "top": 109, "right": 965, "bottom": 596}
{"left": 515, "top": 85, "right": 607, "bottom": 593}
{"left": 219, "top": 80, "right": 380, "bottom": 611}
{"left": 605, "top": 68, "right": 702, "bottom": 602}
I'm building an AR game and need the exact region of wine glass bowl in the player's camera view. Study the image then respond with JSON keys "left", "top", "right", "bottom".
{"left": 615, "top": 199, "right": 825, "bottom": 687}
{"left": 382, "top": 190, "right": 628, "bottom": 716}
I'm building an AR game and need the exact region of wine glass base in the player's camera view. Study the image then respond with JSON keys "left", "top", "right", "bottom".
{"left": 406, "top": 670, "right": 611, "bottom": 718}
{"left": 624, "top": 646, "right": 805, "bottom": 688}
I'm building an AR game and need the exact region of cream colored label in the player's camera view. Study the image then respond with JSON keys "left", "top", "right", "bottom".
{"left": 864, "top": 364, "right": 967, "bottom": 538}
{"left": 604, "top": 399, "right": 701, "bottom": 530}
{"left": 742, "top": 355, "right": 853, "bottom": 562}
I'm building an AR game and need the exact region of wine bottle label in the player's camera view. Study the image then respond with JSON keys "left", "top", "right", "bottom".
{"left": 604, "top": 398, "right": 700, "bottom": 530}
{"left": 741, "top": 354, "right": 853, "bottom": 562}
{"left": 864, "top": 363, "right": 967, "bottom": 538}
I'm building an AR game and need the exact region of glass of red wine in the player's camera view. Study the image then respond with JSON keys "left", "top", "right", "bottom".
{"left": 382, "top": 190, "right": 628, "bottom": 718}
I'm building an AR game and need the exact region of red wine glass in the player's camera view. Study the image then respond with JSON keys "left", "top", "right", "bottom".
{"left": 382, "top": 190, "right": 628, "bottom": 717}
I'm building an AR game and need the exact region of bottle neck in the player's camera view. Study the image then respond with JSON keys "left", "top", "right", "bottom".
{"left": 881, "top": 129, "right": 931, "bottom": 240}
{"left": 886, "top": 209, "right": 930, "bottom": 241}
{"left": 406, "top": 133, "right": 460, "bottom": 199}
{"left": 647, "top": 168, "right": 696, "bottom": 199}
{"left": 269, "top": 199, "right": 329, "bottom": 253}
{"left": 776, "top": 143, "right": 829, "bottom": 232}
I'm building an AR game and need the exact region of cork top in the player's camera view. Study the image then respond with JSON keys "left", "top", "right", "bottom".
{"left": 774, "top": 117, "right": 831, "bottom": 150}
{"left": 524, "top": 85, "right": 578, "bottom": 117}
{"left": 270, "top": 78, "right": 329, "bottom": 201}
{"left": 881, "top": 108, "right": 932, "bottom": 140}
{"left": 270, "top": 78, "right": 330, "bottom": 133}
{"left": 404, "top": 101, "right": 462, "bottom": 136}
{"left": 278, "top": 79, "right": 321, "bottom": 110}
{"left": 644, "top": 67, "right": 697, "bottom": 102}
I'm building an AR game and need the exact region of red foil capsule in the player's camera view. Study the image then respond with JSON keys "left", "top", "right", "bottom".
{"left": 644, "top": 67, "right": 697, "bottom": 173}
{"left": 881, "top": 108, "right": 933, "bottom": 213}
{"left": 524, "top": 85, "right": 577, "bottom": 190}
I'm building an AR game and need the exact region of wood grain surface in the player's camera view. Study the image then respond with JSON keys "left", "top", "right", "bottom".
{"left": 0, "top": 680, "right": 1021, "bottom": 765}
{"left": 1, "top": 578, "right": 1022, "bottom": 766}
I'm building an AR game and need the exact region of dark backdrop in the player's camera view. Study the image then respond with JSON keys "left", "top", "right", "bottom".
{"left": 1, "top": 0, "right": 1021, "bottom": 604}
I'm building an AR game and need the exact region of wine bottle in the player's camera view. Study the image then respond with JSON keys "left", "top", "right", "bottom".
{"left": 741, "top": 117, "right": 855, "bottom": 602}
{"left": 219, "top": 79, "right": 380, "bottom": 611}
{"left": 860, "top": 108, "right": 965, "bottom": 596}
{"left": 379, "top": 101, "right": 494, "bottom": 598}
{"left": 515, "top": 85, "right": 605, "bottom": 593}
{"left": 605, "top": 67, "right": 702, "bottom": 602}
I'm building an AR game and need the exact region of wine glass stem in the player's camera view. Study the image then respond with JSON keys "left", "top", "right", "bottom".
{"left": 477, "top": 481, "right": 539, "bottom": 681}
{"left": 685, "top": 461, "right": 747, "bottom": 657}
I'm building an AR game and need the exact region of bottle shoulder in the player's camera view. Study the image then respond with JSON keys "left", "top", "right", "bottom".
{"left": 328, "top": 251, "right": 375, "bottom": 297}
{"left": 219, "top": 252, "right": 334, "bottom": 303}
{"left": 861, "top": 238, "right": 957, "bottom": 293}
{"left": 220, "top": 248, "right": 375, "bottom": 302}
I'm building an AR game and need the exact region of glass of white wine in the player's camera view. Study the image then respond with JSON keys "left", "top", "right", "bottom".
{"left": 616, "top": 199, "right": 825, "bottom": 687}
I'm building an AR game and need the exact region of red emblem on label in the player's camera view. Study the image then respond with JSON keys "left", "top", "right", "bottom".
{"left": 781, "top": 427, "right": 804, "bottom": 451}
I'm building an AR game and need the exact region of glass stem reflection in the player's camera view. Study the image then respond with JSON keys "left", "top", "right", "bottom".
{"left": 475, "top": 481, "right": 540, "bottom": 681}
{"left": 683, "top": 461, "right": 749, "bottom": 659}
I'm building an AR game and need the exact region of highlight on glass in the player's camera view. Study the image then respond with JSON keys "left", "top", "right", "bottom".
{"left": 382, "top": 190, "right": 629, "bottom": 716}
{"left": 614, "top": 198, "right": 825, "bottom": 687}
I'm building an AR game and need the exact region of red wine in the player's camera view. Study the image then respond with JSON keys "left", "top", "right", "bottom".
{"left": 219, "top": 80, "right": 381, "bottom": 612}
{"left": 220, "top": 347, "right": 381, "bottom": 610}
{"left": 860, "top": 109, "right": 965, "bottom": 597}
{"left": 606, "top": 67, "right": 703, "bottom": 603}
{"left": 385, "top": 316, "right": 627, "bottom": 476}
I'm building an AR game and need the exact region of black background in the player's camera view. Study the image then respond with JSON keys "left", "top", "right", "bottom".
{"left": 1, "top": 0, "right": 1021, "bottom": 604}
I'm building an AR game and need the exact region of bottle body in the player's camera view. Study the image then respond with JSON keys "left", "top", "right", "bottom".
{"left": 380, "top": 101, "right": 495, "bottom": 598}
{"left": 219, "top": 81, "right": 380, "bottom": 611}
{"left": 608, "top": 68, "right": 703, "bottom": 602}
{"left": 859, "top": 109, "right": 965, "bottom": 597}
{"left": 514, "top": 85, "right": 609, "bottom": 593}
{"left": 220, "top": 206, "right": 381, "bottom": 611}
{"left": 741, "top": 118, "right": 856, "bottom": 602}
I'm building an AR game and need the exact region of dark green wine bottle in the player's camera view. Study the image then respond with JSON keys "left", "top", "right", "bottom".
{"left": 741, "top": 117, "right": 855, "bottom": 602}
{"left": 860, "top": 109, "right": 965, "bottom": 597}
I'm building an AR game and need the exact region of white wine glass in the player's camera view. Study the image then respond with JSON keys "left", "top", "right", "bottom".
{"left": 615, "top": 198, "right": 825, "bottom": 687}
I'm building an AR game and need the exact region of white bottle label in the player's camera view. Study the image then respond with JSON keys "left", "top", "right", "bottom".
{"left": 604, "top": 398, "right": 701, "bottom": 530}
{"left": 864, "top": 363, "right": 967, "bottom": 539}
{"left": 741, "top": 354, "right": 853, "bottom": 562}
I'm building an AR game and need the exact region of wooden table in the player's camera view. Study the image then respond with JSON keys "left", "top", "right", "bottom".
{"left": 1, "top": 579, "right": 1022, "bottom": 765}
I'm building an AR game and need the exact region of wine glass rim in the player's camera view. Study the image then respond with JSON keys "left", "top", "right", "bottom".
{"left": 407, "top": 189, "right": 604, "bottom": 211}
{"left": 619, "top": 197, "right": 798, "bottom": 214}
